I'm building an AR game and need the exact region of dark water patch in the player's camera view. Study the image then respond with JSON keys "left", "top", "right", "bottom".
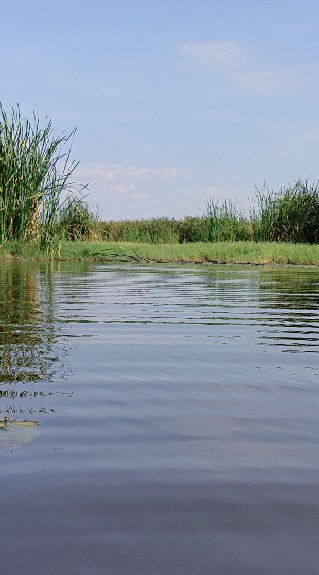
{"left": 1, "top": 471, "right": 319, "bottom": 575}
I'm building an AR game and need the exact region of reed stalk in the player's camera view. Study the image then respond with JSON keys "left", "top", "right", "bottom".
{"left": 96, "top": 181, "right": 319, "bottom": 245}
{"left": 0, "top": 103, "right": 84, "bottom": 254}
{"left": 252, "top": 181, "right": 319, "bottom": 243}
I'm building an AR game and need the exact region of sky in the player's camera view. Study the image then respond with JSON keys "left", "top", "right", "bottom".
{"left": 1, "top": 0, "right": 319, "bottom": 220}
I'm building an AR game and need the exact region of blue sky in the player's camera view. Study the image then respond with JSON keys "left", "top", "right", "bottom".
{"left": 2, "top": 1, "right": 319, "bottom": 219}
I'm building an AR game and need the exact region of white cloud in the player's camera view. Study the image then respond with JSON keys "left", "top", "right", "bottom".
{"left": 232, "top": 68, "right": 299, "bottom": 95}
{"left": 115, "top": 183, "right": 136, "bottom": 194}
{"left": 180, "top": 40, "right": 302, "bottom": 95}
{"left": 74, "top": 163, "right": 183, "bottom": 208}
{"left": 77, "top": 163, "right": 183, "bottom": 185}
{"left": 181, "top": 40, "right": 245, "bottom": 71}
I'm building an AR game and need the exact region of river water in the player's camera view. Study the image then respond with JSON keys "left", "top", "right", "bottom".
{"left": 1, "top": 261, "right": 319, "bottom": 574}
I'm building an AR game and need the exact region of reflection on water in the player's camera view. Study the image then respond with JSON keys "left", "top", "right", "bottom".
{"left": 0, "top": 261, "right": 76, "bottom": 415}
{"left": 0, "top": 421, "right": 41, "bottom": 449}
{"left": 1, "top": 262, "right": 319, "bottom": 575}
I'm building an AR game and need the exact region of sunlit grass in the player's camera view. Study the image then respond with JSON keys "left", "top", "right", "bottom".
{"left": 58, "top": 241, "right": 319, "bottom": 265}
{"left": 1, "top": 239, "right": 319, "bottom": 265}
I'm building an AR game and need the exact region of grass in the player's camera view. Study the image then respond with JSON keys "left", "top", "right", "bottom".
{"left": 2, "top": 239, "right": 319, "bottom": 266}
{"left": 57, "top": 240, "right": 319, "bottom": 265}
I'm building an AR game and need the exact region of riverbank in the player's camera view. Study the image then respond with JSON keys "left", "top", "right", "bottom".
{"left": 1, "top": 240, "right": 319, "bottom": 266}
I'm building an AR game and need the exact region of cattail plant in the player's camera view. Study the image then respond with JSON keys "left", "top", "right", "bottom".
{"left": 252, "top": 181, "right": 319, "bottom": 243}
{"left": 57, "top": 199, "right": 99, "bottom": 241}
{"left": 205, "top": 198, "right": 251, "bottom": 242}
{"left": 0, "top": 103, "right": 85, "bottom": 254}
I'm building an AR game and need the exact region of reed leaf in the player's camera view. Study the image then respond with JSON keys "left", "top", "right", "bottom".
{"left": 0, "top": 103, "right": 86, "bottom": 254}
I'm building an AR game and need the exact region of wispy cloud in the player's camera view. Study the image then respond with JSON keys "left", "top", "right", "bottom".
{"left": 77, "top": 163, "right": 183, "bottom": 184}
{"left": 181, "top": 40, "right": 246, "bottom": 71}
{"left": 115, "top": 183, "right": 136, "bottom": 194}
{"left": 232, "top": 68, "right": 299, "bottom": 94}
{"left": 180, "top": 40, "right": 301, "bottom": 95}
{"left": 75, "top": 163, "right": 183, "bottom": 204}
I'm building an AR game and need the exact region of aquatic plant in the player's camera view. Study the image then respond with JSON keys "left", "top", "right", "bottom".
{"left": 205, "top": 198, "right": 251, "bottom": 242}
{"left": 99, "top": 217, "right": 180, "bottom": 243}
{"left": 253, "top": 181, "right": 319, "bottom": 243}
{"left": 0, "top": 103, "right": 85, "bottom": 253}
{"left": 99, "top": 213, "right": 251, "bottom": 244}
{"left": 58, "top": 199, "right": 99, "bottom": 241}
{"left": 96, "top": 181, "right": 319, "bottom": 245}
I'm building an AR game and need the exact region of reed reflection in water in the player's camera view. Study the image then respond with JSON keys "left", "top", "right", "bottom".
{"left": 0, "top": 261, "right": 74, "bottom": 416}
{"left": 1, "top": 262, "right": 319, "bottom": 575}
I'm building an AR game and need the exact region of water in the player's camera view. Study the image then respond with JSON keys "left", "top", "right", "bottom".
{"left": 1, "top": 261, "right": 319, "bottom": 574}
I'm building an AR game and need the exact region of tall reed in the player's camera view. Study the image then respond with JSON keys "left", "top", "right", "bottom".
{"left": 205, "top": 198, "right": 251, "bottom": 242}
{"left": 98, "top": 213, "right": 252, "bottom": 244}
{"left": 0, "top": 103, "right": 83, "bottom": 253}
{"left": 252, "top": 181, "right": 319, "bottom": 243}
{"left": 96, "top": 181, "right": 319, "bottom": 245}
{"left": 99, "top": 217, "right": 181, "bottom": 243}
{"left": 58, "top": 199, "right": 100, "bottom": 241}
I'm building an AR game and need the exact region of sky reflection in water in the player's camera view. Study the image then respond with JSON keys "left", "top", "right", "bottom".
{"left": 1, "top": 261, "right": 319, "bottom": 575}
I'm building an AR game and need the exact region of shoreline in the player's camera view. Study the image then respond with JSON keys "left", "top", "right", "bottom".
{"left": 1, "top": 240, "right": 319, "bottom": 267}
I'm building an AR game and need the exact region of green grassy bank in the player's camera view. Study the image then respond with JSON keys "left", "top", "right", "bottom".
{"left": 2, "top": 240, "right": 319, "bottom": 266}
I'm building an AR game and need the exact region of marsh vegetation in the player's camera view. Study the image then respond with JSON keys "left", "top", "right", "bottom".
{"left": 1, "top": 103, "right": 319, "bottom": 263}
{"left": 98, "top": 181, "right": 319, "bottom": 245}
{"left": 0, "top": 103, "right": 87, "bottom": 255}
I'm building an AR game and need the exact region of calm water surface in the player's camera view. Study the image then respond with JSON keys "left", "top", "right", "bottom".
{"left": 1, "top": 261, "right": 319, "bottom": 574}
